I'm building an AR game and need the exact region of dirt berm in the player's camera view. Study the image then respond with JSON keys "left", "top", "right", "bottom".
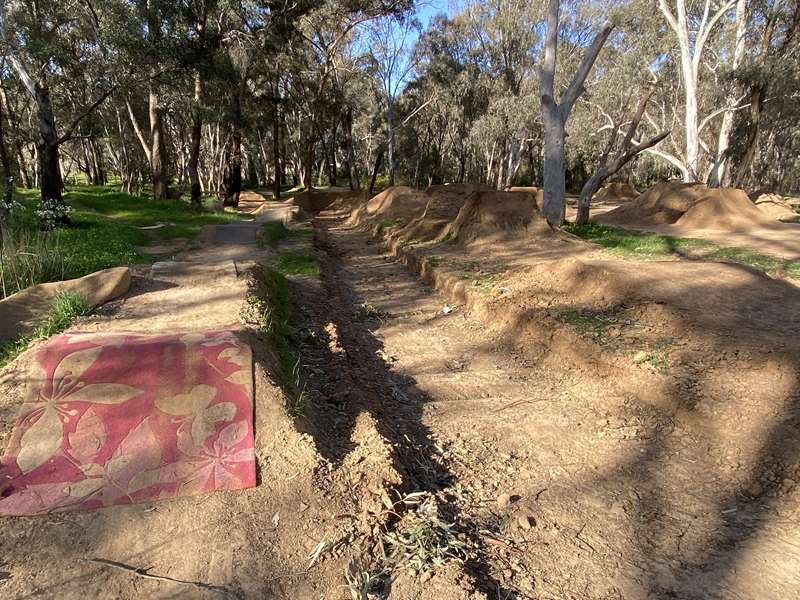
{"left": 287, "top": 187, "right": 365, "bottom": 212}
{"left": 592, "top": 181, "right": 639, "bottom": 203}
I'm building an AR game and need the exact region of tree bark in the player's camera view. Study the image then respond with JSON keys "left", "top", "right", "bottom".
{"left": 541, "top": 105, "right": 567, "bottom": 225}
{"left": 0, "top": 91, "right": 13, "bottom": 206}
{"left": 149, "top": 87, "right": 168, "bottom": 199}
{"left": 273, "top": 93, "right": 282, "bottom": 199}
{"left": 188, "top": 70, "right": 203, "bottom": 207}
{"left": 223, "top": 81, "right": 244, "bottom": 207}
{"left": 708, "top": 0, "right": 747, "bottom": 187}
{"left": 540, "top": 0, "right": 613, "bottom": 225}
{"left": 344, "top": 108, "right": 359, "bottom": 190}
{"left": 369, "top": 149, "right": 384, "bottom": 196}
{"left": 386, "top": 101, "right": 395, "bottom": 186}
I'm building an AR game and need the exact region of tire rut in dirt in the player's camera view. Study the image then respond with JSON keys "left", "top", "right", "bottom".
{"left": 276, "top": 219, "right": 518, "bottom": 597}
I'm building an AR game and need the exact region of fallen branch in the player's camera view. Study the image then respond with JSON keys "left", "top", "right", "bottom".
{"left": 88, "top": 558, "right": 241, "bottom": 599}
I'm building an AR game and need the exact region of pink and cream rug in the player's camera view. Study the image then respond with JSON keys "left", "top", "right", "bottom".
{"left": 0, "top": 330, "right": 255, "bottom": 516}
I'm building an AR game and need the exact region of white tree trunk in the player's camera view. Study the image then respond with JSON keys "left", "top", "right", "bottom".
{"left": 709, "top": 0, "right": 747, "bottom": 187}
{"left": 539, "top": 0, "right": 613, "bottom": 225}
{"left": 659, "top": 0, "right": 737, "bottom": 182}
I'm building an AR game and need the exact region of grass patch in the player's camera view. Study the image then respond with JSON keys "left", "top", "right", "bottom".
{"left": 67, "top": 184, "right": 246, "bottom": 240}
{"left": 2, "top": 189, "right": 149, "bottom": 298}
{"left": 248, "top": 265, "right": 306, "bottom": 416}
{"left": 272, "top": 251, "right": 320, "bottom": 277}
{"left": 376, "top": 218, "right": 403, "bottom": 231}
{"left": 0, "top": 291, "right": 90, "bottom": 368}
{"left": 565, "top": 222, "right": 800, "bottom": 278}
{"left": 2, "top": 184, "right": 251, "bottom": 298}
{"left": 258, "top": 222, "right": 290, "bottom": 247}
{"left": 634, "top": 338, "right": 676, "bottom": 375}
{"left": 257, "top": 221, "right": 313, "bottom": 248}
{"left": 557, "top": 307, "right": 626, "bottom": 344}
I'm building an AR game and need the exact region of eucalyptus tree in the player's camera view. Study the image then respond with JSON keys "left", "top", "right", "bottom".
{"left": 365, "top": 13, "right": 420, "bottom": 186}
{"left": 539, "top": 0, "right": 614, "bottom": 225}
{"left": 0, "top": 0, "right": 116, "bottom": 210}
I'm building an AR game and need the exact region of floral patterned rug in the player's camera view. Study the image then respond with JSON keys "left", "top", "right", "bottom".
{"left": 0, "top": 331, "right": 255, "bottom": 516}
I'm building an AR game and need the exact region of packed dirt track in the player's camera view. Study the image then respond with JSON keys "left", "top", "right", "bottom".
{"left": 1, "top": 185, "right": 799, "bottom": 599}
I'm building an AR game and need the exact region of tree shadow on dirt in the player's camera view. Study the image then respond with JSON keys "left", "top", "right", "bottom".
{"left": 283, "top": 223, "right": 519, "bottom": 597}
{"left": 493, "top": 260, "right": 800, "bottom": 598}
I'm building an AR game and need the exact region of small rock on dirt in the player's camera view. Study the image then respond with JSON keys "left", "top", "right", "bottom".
{"left": 517, "top": 515, "right": 534, "bottom": 530}
{"left": 496, "top": 493, "right": 512, "bottom": 508}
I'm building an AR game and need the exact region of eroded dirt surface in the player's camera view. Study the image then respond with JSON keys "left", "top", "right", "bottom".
{"left": 303, "top": 211, "right": 800, "bottom": 600}
{"left": 1, "top": 192, "right": 799, "bottom": 599}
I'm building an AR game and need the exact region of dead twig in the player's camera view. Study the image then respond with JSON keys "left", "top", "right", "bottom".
{"left": 88, "top": 558, "right": 241, "bottom": 599}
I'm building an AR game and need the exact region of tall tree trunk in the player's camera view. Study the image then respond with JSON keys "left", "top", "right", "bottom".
{"left": 709, "top": 0, "right": 747, "bottom": 187}
{"left": 149, "top": 86, "right": 168, "bottom": 199}
{"left": 0, "top": 92, "right": 13, "bottom": 207}
{"left": 273, "top": 92, "right": 281, "bottom": 199}
{"left": 188, "top": 70, "right": 203, "bottom": 207}
{"left": 33, "top": 80, "right": 65, "bottom": 206}
{"left": 223, "top": 82, "right": 243, "bottom": 206}
{"left": 541, "top": 108, "right": 567, "bottom": 225}
{"left": 246, "top": 149, "right": 259, "bottom": 187}
{"left": 540, "top": 0, "right": 613, "bottom": 225}
{"left": 734, "top": 86, "right": 764, "bottom": 188}
{"left": 303, "top": 114, "right": 317, "bottom": 189}
{"left": 386, "top": 101, "right": 395, "bottom": 187}
{"left": 344, "top": 108, "right": 359, "bottom": 190}
{"left": 369, "top": 149, "right": 384, "bottom": 196}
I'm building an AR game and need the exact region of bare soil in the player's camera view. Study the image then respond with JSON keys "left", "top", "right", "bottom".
{"left": 1, "top": 188, "right": 799, "bottom": 599}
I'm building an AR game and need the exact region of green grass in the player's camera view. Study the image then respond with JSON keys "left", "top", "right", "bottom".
{"left": 257, "top": 221, "right": 314, "bottom": 248}
{"left": 565, "top": 222, "right": 800, "bottom": 279}
{"left": 67, "top": 185, "right": 246, "bottom": 240}
{"left": 250, "top": 264, "right": 306, "bottom": 416}
{"left": 557, "top": 307, "right": 625, "bottom": 344}
{"left": 272, "top": 251, "right": 320, "bottom": 276}
{"left": 0, "top": 291, "right": 90, "bottom": 368}
{"left": 258, "top": 222, "right": 291, "bottom": 247}
{"left": 376, "top": 218, "right": 403, "bottom": 231}
{"left": 2, "top": 185, "right": 251, "bottom": 298}
{"left": 3, "top": 188, "right": 149, "bottom": 297}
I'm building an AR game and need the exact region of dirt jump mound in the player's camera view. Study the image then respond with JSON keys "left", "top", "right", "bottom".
{"left": 596, "top": 182, "right": 708, "bottom": 226}
{"left": 287, "top": 187, "right": 362, "bottom": 212}
{"left": 751, "top": 191, "right": 800, "bottom": 222}
{"left": 596, "top": 182, "right": 779, "bottom": 232}
{"left": 592, "top": 182, "right": 639, "bottom": 203}
{"left": 352, "top": 185, "right": 549, "bottom": 248}
{"left": 675, "top": 187, "right": 775, "bottom": 230}
{"left": 443, "top": 190, "right": 553, "bottom": 246}
{"left": 507, "top": 186, "right": 543, "bottom": 209}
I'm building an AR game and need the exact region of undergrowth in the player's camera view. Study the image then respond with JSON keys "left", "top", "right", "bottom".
{"left": 565, "top": 222, "right": 800, "bottom": 279}
{"left": 376, "top": 218, "right": 403, "bottom": 231}
{"left": 257, "top": 221, "right": 314, "bottom": 248}
{"left": 0, "top": 291, "right": 90, "bottom": 368}
{"left": 247, "top": 264, "right": 306, "bottom": 416}
{"left": 344, "top": 491, "right": 467, "bottom": 598}
{"left": 3, "top": 184, "right": 247, "bottom": 299}
{"left": 272, "top": 251, "right": 321, "bottom": 276}
{"left": 258, "top": 222, "right": 290, "bottom": 247}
